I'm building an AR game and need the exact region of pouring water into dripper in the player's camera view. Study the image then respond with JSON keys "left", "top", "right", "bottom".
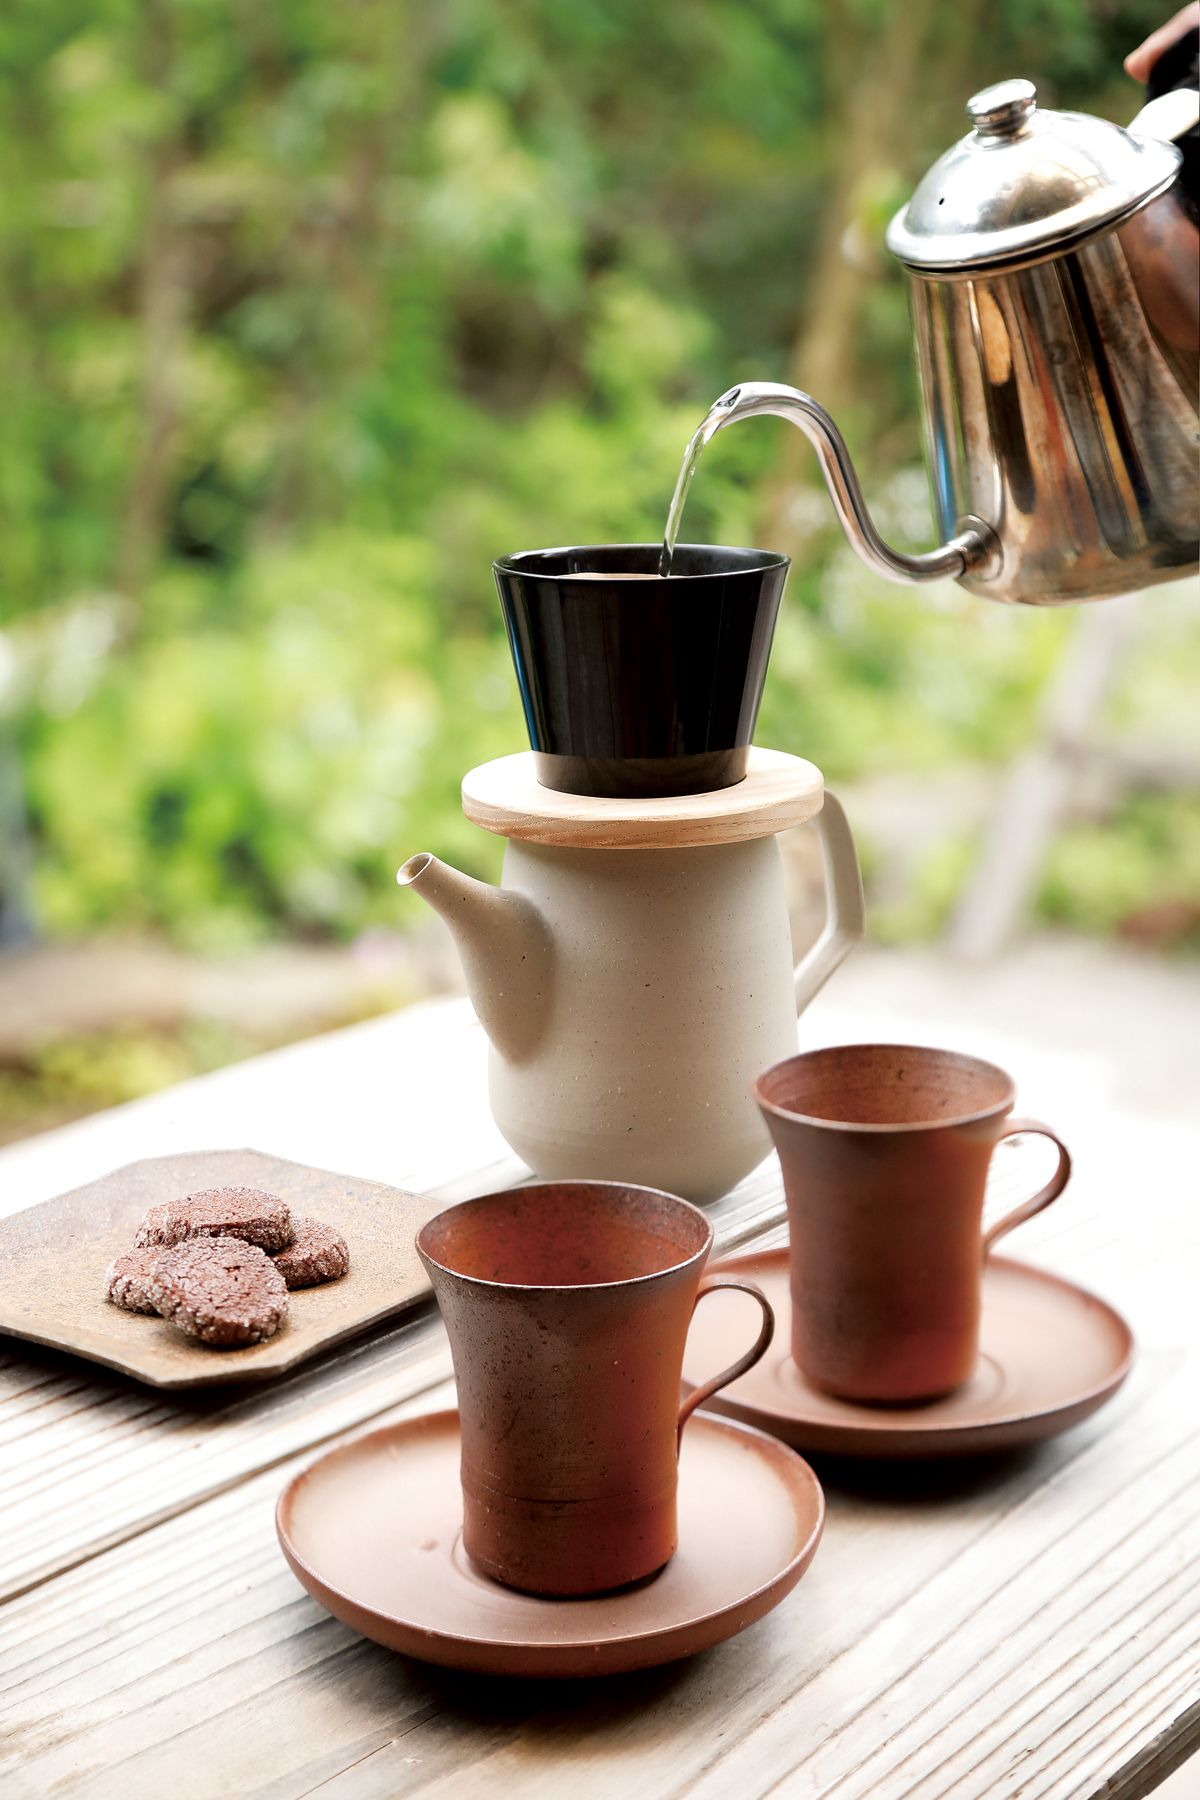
{"left": 662, "top": 75, "right": 1199, "bottom": 606}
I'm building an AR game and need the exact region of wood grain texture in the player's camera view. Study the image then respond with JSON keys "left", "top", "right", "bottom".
{"left": 460, "top": 748, "right": 824, "bottom": 848}
{"left": 0, "top": 993, "right": 1196, "bottom": 1799}
{"left": 0, "top": 1353, "right": 1193, "bottom": 1800}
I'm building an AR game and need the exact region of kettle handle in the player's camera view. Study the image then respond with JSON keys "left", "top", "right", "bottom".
{"left": 1129, "top": 20, "right": 1200, "bottom": 143}
{"left": 1129, "top": 85, "right": 1200, "bottom": 140}
{"left": 794, "top": 790, "right": 865, "bottom": 1012}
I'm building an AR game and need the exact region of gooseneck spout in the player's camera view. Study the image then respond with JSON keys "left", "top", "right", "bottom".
{"left": 681, "top": 381, "right": 998, "bottom": 586}
{"left": 398, "top": 854, "right": 551, "bottom": 1063}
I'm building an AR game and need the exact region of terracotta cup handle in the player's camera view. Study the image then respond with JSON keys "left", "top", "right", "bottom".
{"left": 677, "top": 1276, "right": 775, "bottom": 1446}
{"left": 982, "top": 1118, "right": 1072, "bottom": 1255}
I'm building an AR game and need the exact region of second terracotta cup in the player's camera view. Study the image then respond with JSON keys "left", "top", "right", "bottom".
{"left": 416, "top": 1181, "right": 774, "bottom": 1596}
{"left": 756, "top": 1044, "right": 1072, "bottom": 1404}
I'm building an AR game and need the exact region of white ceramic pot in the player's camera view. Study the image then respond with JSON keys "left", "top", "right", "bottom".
{"left": 400, "top": 753, "right": 863, "bottom": 1202}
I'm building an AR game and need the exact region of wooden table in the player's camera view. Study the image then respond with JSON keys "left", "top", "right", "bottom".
{"left": 1, "top": 989, "right": 1197, "bottom": 1799}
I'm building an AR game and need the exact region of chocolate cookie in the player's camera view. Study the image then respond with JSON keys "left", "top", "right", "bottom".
{"left": 147, "top": 1239, "right": 289, "bottom": 1347}
{"left": 272, "top": 1217, "right": 350, "bottom": 1289}
{"left": 135, "top": 1186, "right": 295, "bottom": 1254}
{"left": 104, "top": 1247, "right": 163, "bottom": 1315}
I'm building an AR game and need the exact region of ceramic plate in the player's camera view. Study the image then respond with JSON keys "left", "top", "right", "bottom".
{"left": 277, "top": 1408, "right": 825, "bottom": 1676}
{"left": 0, "top": 1149, "right": 444, "bottom": 1389}
{"left": 683, "top": 1248, "right": 1133, "bottom": 1458}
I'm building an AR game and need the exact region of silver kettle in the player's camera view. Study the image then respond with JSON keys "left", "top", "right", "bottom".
{"left": 701, "top": 78, "right": 1199, "bottom": 605}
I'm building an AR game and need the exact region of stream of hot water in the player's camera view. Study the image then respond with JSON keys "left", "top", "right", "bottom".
{"left": 658, "top": 387, "right": 745, "bottom": 577}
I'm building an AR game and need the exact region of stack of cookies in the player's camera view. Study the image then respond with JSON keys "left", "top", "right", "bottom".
{"left": 104, "top": 1186, "right": 350, "bottom": 1350}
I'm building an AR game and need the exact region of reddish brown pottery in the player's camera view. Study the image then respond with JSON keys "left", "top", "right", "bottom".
{"left": 416, "top": 1181, "right": 774, "bottom": 1597}
{"left": 755, "top": 1044, "right": 1072, "bottom": 1405}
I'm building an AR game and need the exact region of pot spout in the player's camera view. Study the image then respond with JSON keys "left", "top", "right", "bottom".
{"left": 693, "top": 381, "right": 998, "bottom": 585}
{"left": 398, "top": 853, "right": 551, "bottom": 1063}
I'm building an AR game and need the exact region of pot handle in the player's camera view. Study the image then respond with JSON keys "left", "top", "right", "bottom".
{"left": 677, "top": 1276, "right": 775, "bottom": 1446}
{"left": 794, "top": 790, "right": 866, "bottom": 1012}
{"left": 982, "top": 1119, "right": 1072, "bottom": 1254}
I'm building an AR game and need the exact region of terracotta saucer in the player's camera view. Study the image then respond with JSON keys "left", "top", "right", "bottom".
{"left": 682, "top": 1250, "right": 1133, "bottom": 1459}
{"left": 276, "top": 1408, "right": 824, "bottom": 1677}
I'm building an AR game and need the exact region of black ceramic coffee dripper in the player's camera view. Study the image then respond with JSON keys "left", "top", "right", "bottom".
{"left": 493, "top": 544, "right": 789, "bottom": 798}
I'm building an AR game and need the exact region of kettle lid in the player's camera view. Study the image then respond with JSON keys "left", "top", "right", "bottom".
{"left": 886, "top": 77, "right": 1181, "bottom": 272}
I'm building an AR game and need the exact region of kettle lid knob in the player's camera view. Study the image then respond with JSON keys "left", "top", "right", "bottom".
{"left": 887, "top": 73, "right": 1181, "bottom": 269}
{"left": 967, "top": 77, "right": 1037, "bottom": 138}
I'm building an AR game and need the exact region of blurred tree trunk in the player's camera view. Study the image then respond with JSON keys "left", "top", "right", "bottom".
{"left": 0, "top": 729, "right": 34, "bottom": 949}
{"left": 757, "top": 0, "right": 947, "bottom": 558}
{"left": 258, "top": 0, "right": 418, "bottom": 542}
{"left": 115, "top": 0, "right": 189, "bottom": 600}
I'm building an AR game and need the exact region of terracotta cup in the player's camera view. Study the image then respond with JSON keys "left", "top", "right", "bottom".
{"left": 755, "top": 1044, "right": 1072, "bottom": 1404}
{"left": 416, "top": 1181, "right": 774, "bottom": 1596}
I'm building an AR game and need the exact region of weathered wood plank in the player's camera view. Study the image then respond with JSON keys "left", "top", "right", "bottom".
{"left": 1, "top": 1097, "right": 1194, "bottom": 1800}
{"left": 0, "top": 1349, "right": 1191, "bottom": 1800}
{"left": 0, "top": 1319, "right": 453, "bottom": 1602}
{"left": 2, "top": 989, "right": 1196, "bottom": 1798}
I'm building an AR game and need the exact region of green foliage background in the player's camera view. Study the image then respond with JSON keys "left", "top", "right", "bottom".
{"left": 1, "top": 0, "right": 1196, "bottom": 953}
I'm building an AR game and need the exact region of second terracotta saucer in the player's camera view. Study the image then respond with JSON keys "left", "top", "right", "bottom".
{"left": 277, "top": 1408, "right": 824, "bottom": 1677}
{"left": 682, "top": 1250, "right": 1133, "bottom": 1459}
